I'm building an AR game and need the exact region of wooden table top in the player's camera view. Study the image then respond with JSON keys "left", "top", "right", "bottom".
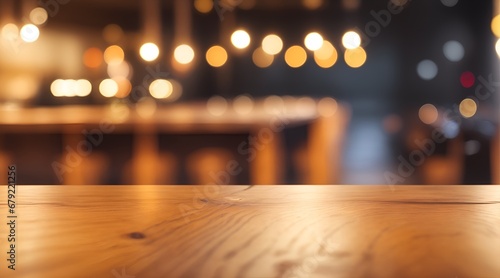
{"left": 1, "top": 185, "right": 499, "bottom": 278}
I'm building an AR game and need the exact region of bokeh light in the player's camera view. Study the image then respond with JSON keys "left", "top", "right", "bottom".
{"left": 317, "top": 97, "right": 338, "bottom": 117}
{"left": 443, "top": 41, "right": 464, "bottom": 62}
{"left": 233, "top": 95, "right": 254, "bottom": 115}
{"left": 149, "top": 79, "right": 173, "bottom": 99}
{"left": 20, "top": 24, "right": 40, "bottom": 43}
{"left": 460, "top": 71, "right": 475, "bottom": 88}
{"left": 314, "top": 40, "right": 338, "bottom": 68}
{"left": 206, "top": 45, "right": 228, "bottom": 67}
{"left": 103, "top": 24, "right": 124, "bottom": 44}
{"left": 304, "top": 32, "right": 324, "bottom": 51}
{"left": 207, "top": 96, "right": 228, "bottom": 116}
{"left": 459, "top": 98, "right": 477, "bottom": 118}
{"left": 302, "top": 0, "right": 323, "bottom": 10}
{"left": 344, "top": 47, "right": 367, "bottom": 68}
{"left": 262, "top": 34, "right": 283, "bottom": 55}
{"left": 441, "top": 0, "right": 459, "bottom": 7}
{"left": 252, "top": 47, "right": 274, "bottom": 68}
{"left": 99, "top": 79, "right": 119, "bottom": 97}
{"left": 140, "top": 42, "right": 160, "bottom": 62}
{"left": 74, "top": 79, "right": 92, "bottom": 97}
{"left": 107, "top": 61, "right": 132, "bottom": 79}
{"left": 83, "top": 47, "right": 103, "bottom": 69}
{"left": 104, "top": 45, "right": 125, "bottom": 65}
{"left": 1, "top": 24, "right": 19, "bottom": 41}
{"left": 174, "top": 44, "right": 195, "bottom": 64}
{"left": 416, "top": 60, "right": 438, "bottom": 80}
{"left": 51, "top": 79, "right": 92, "bottom": 97}
{"left": 418, "top": 104, "right": 438, "bottom": 124}
{"left": 113, "top": 77, "right": 132, "bottom": 98}
{"left": 29, "top": 7, "right": 48, "bottom": 25}
{"left": 342, "top": 0, "right": 361, "bottom": 10}
{"left": 496, "top": 39, "right": 500, "bottom": 57}
{"left": 194, "top": 0, "right": 213, "bottom": 13}
{"left": 492, "top": 15, "right": 500, "bottom": 37}
{"left": 231, "top": 30, "right": 251, "bottom": 49}
{"left": 342, "top": 31, "right": 361, "bottom": 49}
{"left": 285, "top": 45, "right": 307, "bottom": 68}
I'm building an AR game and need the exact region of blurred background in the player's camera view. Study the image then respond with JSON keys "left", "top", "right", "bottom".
{"left": 0, "top": 0, "right": 498, "bottom": 185}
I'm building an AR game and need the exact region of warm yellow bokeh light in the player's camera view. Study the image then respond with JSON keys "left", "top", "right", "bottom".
{"left": 419, "top": 104, "right": 438, "bottom": 124}
{"left": 103, "top": 24, "right": 124, "bottom": 44}
{"left": 104, "top": 45, "right": 125, "bottom": 65}
{"left": 20, "top": 24, "right": 39, "bottom": 43}
{"left": 50, "top": 79, "right": 91, "bottom": 97}
{"left": 107, "top": 61, "right": 132, "bottom": 79}
{"left": 174, "top": 44, "right": 195, "bottom": 64}
{"left": 231, "top": 29, "right": 251, "bottom": 49}
{"left": 83, "top": 47, "right": 103, "bottom": 69}
{"left": 140, "top": 42, "right": 160, "bottom": 62}
{"left": 99, "top": 79, "right": 119, "bottom": 98}
{"left": 252, "top": 47, "right": 274, "bottom": 68}
{"left": 30, "top": 7, "right": 48, "bottom": 25}
{"left": 302, "top": 0, "right": 323, "bottom": 10}
{"left": 74, "top": 79, "right": 92, "bottom": 97}
{"left": 113, "top": 77, "right": 132, "bottom": 98}
{"left": 459, "top": 98, "right": 477, "bottom": 118}
{"left": 304, "top": 32, "right": 324, "bottom": 51}
{"left": 206, "top": 45, "right": 228, "bottom": 67}
{"left": 262, "top": 34, "right": 283, "bottom": 55}
{"left": 285, "top": 45, "right": 307, "bottom": 68}
{"left": 317, "top": 97, "right": 338, "bottom": 117}
{"left": 342, "top": 31, "right": 361, "bottom": 49}
{"left": 344, "top": 47, "right": 367, "bottom": 68}
{"left": 1, "top": 24, "right": 19, "bottom": 41}
{"left": 233, "top": 95, "right": 254, "bottom": 115}
{"left": 314, "top": 40, "right": 338, "bottom": 68}
{"left": 149, "top": 79, "right": 173, "bottom": 99}
{"left": 194, "top": 0, "right": 213, "bottom": 13}
{"left": 207, "top": 96, "right": 228, "bottom": 116}
{"left": 492, "top": 15, "right": 500, "bottom": 37}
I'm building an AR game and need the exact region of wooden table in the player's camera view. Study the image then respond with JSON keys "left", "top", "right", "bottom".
{"left": 1, "top": 185, "right": 499, "bottom": 278}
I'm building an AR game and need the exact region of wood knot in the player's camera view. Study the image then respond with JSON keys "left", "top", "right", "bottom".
{"left": 129, "top": 232, "right": 146, "bottom": 239}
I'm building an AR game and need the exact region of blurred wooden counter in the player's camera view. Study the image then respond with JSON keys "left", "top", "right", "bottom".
{"left": 1, "top": 185, "right": 499, "bottom": 278}
{"left": 0, "top": 99, "right": 350, "bottom": 185}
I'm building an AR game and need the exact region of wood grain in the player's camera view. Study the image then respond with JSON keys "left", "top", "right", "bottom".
{"left": 1, "top": 185, "right": 500, "bottom": 278}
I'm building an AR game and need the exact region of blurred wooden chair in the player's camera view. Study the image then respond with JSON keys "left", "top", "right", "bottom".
{"left": 186, "top": 148, "right": 235, "bottom": 185}
{"left": 420, "top": 136, "right": 464, "bottom": 185}
{"left": 305, "top": 99, "right": 351, "bottom": 184}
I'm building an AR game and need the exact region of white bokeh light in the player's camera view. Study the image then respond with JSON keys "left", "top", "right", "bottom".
{"left": 304, "top": 32, "right": 324, "bottom": 51}
{"left": 417, "top": 60, "right": 438, "bottom": 80}
{"left": 20, "top": 24, "right": 40, "bottom": 43}
{"left": 342, "top": 31, "right": 361, "bottom": 49}
{"left": 443, "top": 41, "right": 464, "bottom": 62}
{"left": 140, "top": 42, "right": 160, "bottom": 62}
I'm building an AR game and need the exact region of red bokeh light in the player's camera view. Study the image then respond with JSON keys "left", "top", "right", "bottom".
{"left": 460, "top": 71, "right": 475, "bottom": 88}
